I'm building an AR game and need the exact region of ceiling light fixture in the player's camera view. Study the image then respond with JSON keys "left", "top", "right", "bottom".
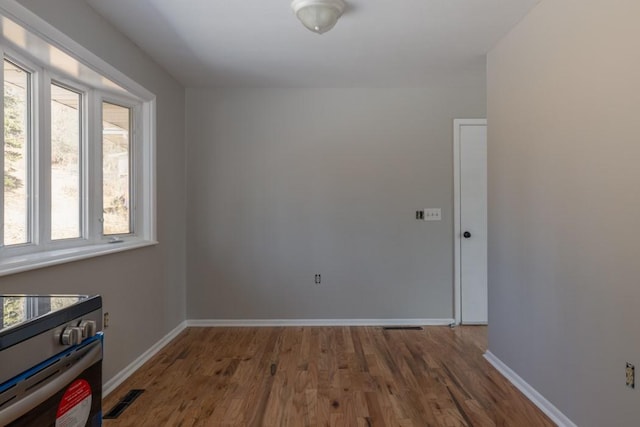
{"left": 291, "top": 0, "right": 346, "bottom": 35}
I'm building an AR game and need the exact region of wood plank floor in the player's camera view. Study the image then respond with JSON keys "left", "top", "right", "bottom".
{"left": 103, "top": 326, "right": 554, "bottom": 426}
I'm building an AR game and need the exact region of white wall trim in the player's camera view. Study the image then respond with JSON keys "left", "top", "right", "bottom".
{"left": 484, "top": 351, "right": 577, "bottom": 427}
{"left": 103, "top": 321, "right": 187, "bottom": 397}
{"left": 187, "top": 318, "right": 455, "bottom": 327}
{"left": 453, "top": 118, "right": 487, "bottom": 325}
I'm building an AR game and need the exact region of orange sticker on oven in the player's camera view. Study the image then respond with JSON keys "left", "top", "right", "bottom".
{"left": 56, "top": 379, "right": 92, "bottom": 427}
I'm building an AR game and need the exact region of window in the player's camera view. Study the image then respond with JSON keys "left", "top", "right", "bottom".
{"left": 102, "top": 101, "right": 131, "bottom": 235}
{"left": 51, "top": 82, "right": 82, "bottom": 240}
{"left": 3, "top": 59, "right": 31, "bottom": 246}
{"left": 0, "top": 8, "right": 156, "bottom": 276}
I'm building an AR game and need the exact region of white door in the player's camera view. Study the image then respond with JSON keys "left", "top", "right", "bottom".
{"left": 454, "top": 119, "right": 487, "bottom": 324}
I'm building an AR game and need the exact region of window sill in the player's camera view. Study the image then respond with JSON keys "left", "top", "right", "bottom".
{"left": 0, "top": 239, "right": 158, "bottom": 277}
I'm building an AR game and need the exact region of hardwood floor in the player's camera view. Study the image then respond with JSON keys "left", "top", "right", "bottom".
{"left": 103, "top": 326, "right": 554, "bottom": 426}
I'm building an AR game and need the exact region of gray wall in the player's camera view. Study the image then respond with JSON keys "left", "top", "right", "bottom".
{"left": 487, "top": 0, "right": 640, "bottom": 425}
{"left": 2, "top": 0, "right": 187, "bottom": 383}
{"left": 186, "top": 87, "right": 485, "bottom": 320}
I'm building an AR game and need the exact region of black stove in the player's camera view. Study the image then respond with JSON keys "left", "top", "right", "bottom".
{"left": 0, "top": 295, "right": 102, "bottom": 352}
{"left": 0, "top": 295, "right": 103, "bottom": 426}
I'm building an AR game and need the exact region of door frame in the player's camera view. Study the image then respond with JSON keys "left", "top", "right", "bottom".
{"left": 453, "top": 118, "right": 487, "bottom": 325}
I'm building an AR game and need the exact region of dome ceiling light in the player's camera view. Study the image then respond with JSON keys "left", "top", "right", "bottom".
{"left": 291, "top": 0, "right": 346, "bottom": 35}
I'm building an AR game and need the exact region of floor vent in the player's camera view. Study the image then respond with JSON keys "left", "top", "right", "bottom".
{"left": 103, "top": 389, "right": 145, "bottom": 419}
{"left": 382, "top": 326, "right": 423, "bottom": 330}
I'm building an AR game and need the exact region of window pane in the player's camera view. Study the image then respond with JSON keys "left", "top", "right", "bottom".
{"left": 3, "top": 60, "right": 30, "bottom": 246}
{"left": 102, "top": 102, "right": 131, "bottom": 235}
{"left": 51, "top": 83, "right": 81, "bottom": 240}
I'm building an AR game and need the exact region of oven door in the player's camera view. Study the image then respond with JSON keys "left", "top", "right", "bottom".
{"left": 0, "top": 335, "right": 102, "bottom": 427}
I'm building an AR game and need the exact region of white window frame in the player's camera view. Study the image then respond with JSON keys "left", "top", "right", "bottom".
{"left": 1, "top": 51, "right": 38, "bottom": 253}
{"left": 47, "top": 75, "right": 88, "bottom": 245}
{"left": 0, "top": 2, "right": 157, "bottom": 276}
{"left": 99, "top": 93, "right": 140, "bottom": 240}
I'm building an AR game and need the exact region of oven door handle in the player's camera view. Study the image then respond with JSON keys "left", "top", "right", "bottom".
{"left": 0, "top": 341, "right": 101, "bottom": 425}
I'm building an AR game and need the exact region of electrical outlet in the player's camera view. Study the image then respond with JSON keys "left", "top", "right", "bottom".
{"left": 626, "top": 363, "right": 635, "bottom": 389}
{"left": 104, "top": 312, "right": 110, "bottom": 329}
{"left": 415, "top": 210, "right": 424, "bottom": 220}
{"left": 314, "top": 274, "right": 321, "bottom": 284}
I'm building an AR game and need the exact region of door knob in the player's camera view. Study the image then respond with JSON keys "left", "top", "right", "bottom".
{"left": 463, "top": 231, "right": 471, "bottom": 238}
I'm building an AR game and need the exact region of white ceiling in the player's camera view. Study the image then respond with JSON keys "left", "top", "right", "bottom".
{"left": 85, "top": 0, "right": 540, "bottom": 88}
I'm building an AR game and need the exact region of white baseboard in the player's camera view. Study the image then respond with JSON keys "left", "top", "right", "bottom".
{"left": 186, "top": 318, "right": 454, "bottom": 327}
{"left": 484, "top": 351, "right": 577, "bottom": 427}
{"left": 103, "top": 320, "right": 187, "bottom": 397}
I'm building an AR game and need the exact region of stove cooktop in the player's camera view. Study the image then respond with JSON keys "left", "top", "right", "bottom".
{"left": 0, "top": 295, "right": 102, "bottom": 350}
